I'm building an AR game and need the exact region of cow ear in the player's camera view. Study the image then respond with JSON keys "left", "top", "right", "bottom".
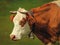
{"left": 10, "top": 15, "right": 15, "bottom": 22}
{"left": 10, "top": 11, "right": 17, "bottom": 14}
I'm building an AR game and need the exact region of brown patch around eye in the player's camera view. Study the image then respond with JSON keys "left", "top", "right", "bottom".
{"left": 19, "top": 18, "right": 27, "bottom": 27}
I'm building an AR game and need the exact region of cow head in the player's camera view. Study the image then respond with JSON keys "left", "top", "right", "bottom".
{"left": 10, "top": 8, "right": 33, "bottom": 41}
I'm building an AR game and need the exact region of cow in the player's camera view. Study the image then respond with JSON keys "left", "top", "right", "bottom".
{"left": 10, "top": 0, "right": 60, "bottom": 45}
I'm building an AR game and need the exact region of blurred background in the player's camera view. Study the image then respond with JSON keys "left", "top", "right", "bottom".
{"left": 0, "top": 0, "right": 53, "bottom": 45}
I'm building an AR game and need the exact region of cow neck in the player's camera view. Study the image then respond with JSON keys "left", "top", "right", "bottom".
{"left": 26, "top": 11, "right": 36, "bottom": 22}
{"left": 26, "top": 11, "right": 37, "bottom": 33}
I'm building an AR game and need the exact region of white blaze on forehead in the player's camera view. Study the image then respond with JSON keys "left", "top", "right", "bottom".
{"left": 13, "top": 9, "right": 27, "bottom": 23}
{"left": 10, "top": 11, "right": 25, "bottom": 39}
{"left": 10, "top": 8, "right": 31, "bottom": 40}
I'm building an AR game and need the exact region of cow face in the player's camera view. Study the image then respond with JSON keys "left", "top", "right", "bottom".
{"left": 10, "top": 8, "right": 31, "bottom": 41}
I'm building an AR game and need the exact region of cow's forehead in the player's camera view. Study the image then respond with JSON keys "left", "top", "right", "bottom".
{"left": 17, "top": 8, "right": 27, "bottom": 13}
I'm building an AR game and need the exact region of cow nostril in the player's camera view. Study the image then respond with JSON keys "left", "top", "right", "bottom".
{"left": 13, "top": 35, "right": 15, "bottom": 38}
{"left": 10, "top": 35, "right": 16, "bottom": 40}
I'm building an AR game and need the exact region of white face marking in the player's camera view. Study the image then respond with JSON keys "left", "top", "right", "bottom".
{"left": 10, "top": 8, "right": 31, "bottom": 40}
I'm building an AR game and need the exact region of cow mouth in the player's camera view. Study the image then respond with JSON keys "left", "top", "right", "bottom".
{"left": 10, "top": 35, "right": 21, "bottom": 41}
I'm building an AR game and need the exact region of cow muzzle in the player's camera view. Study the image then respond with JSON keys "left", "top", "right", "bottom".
{"left": 10, "top": 35, "right": 20, "bottom": 41}
{"left": 10, "top": 35, "right": 17, "bottom": 41}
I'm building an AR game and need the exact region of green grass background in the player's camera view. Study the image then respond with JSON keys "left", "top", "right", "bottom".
{"left": 0, "top": 0, "right": 53, "bottom": 45}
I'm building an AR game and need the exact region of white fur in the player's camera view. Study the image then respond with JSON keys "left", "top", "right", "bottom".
{"left": 10, "top": 8, "right": 31, "bottom": 40}
{"left": 51, "top": 0, "right": 60, "bottom": 6}
{"left": 47, "top": 42, "right": 53, "bottom": 45}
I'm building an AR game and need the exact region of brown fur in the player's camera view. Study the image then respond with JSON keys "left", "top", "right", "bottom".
{"left": 10, "top": 14, "right": 15, "bottom": 22}
{"left": 20, "top": 3, "right": 60, "bottom": 44}
{"left": 19, "top": 18, "right": 27, "bottom": 27}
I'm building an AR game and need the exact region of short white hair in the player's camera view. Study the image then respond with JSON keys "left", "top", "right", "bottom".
{"left": 51, "top": 0, "right": 60, "bottom": 6}
{"left": 18, "top": 7, "right": 27, "bottom": 12}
